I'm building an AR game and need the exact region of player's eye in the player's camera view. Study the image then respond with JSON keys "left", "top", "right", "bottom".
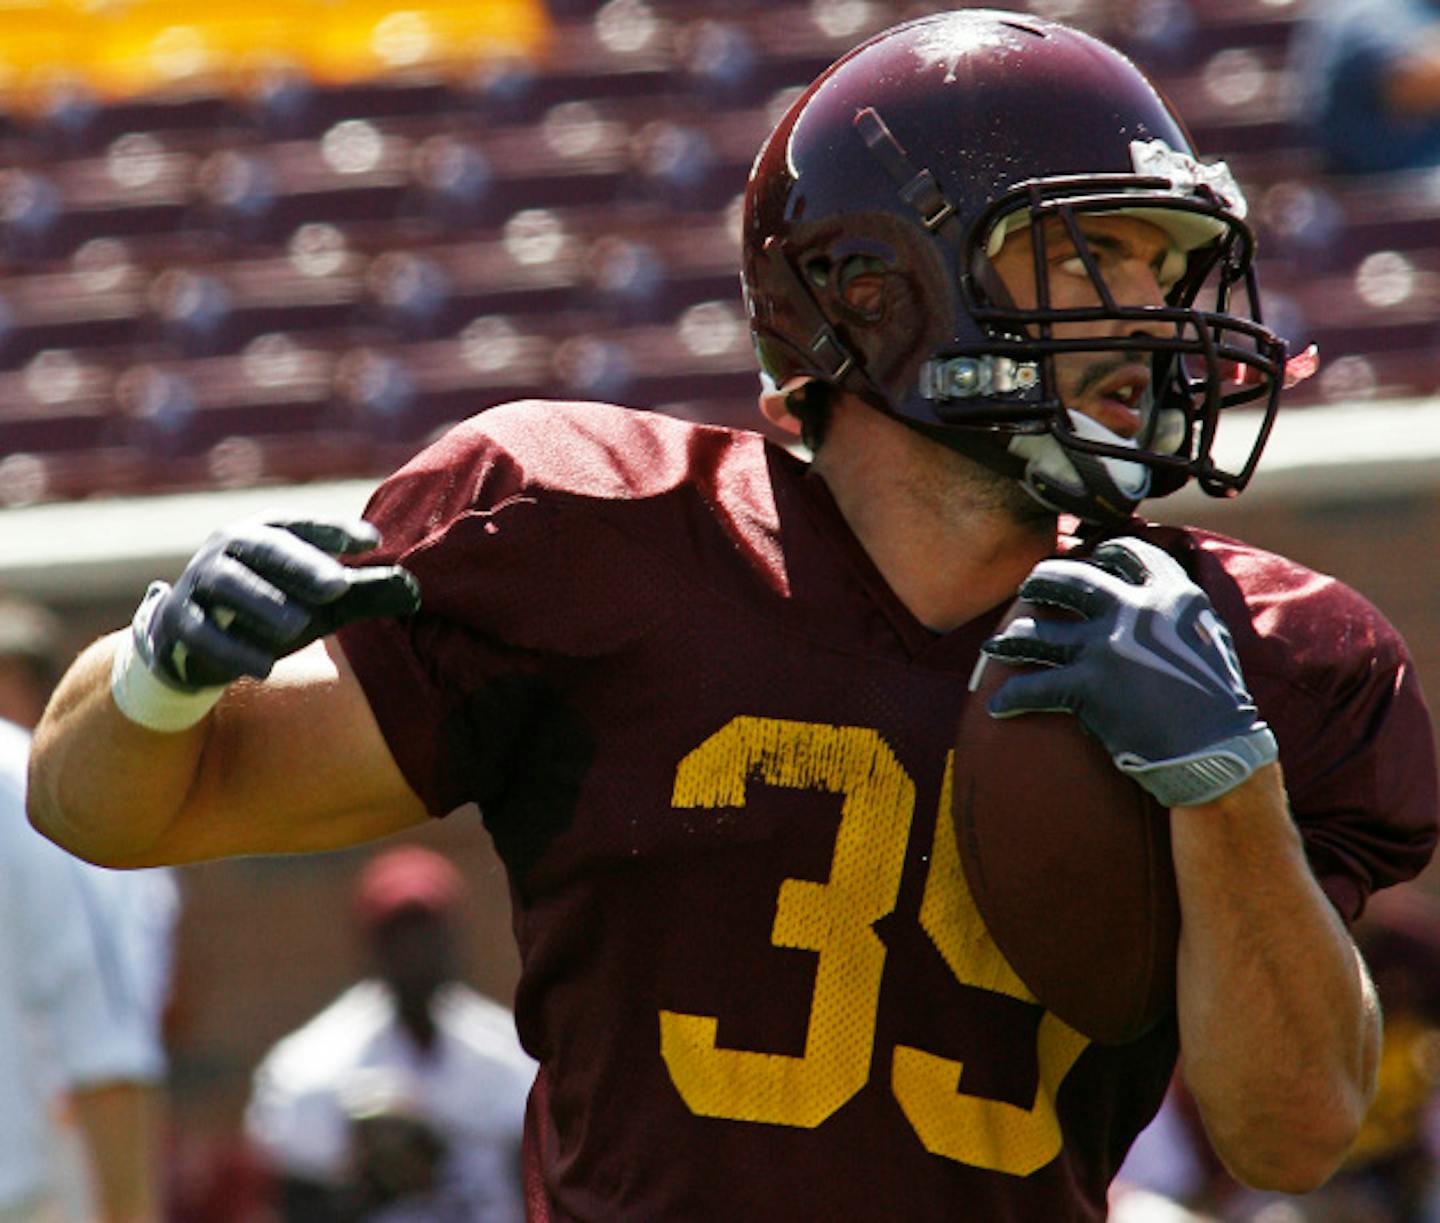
{"left": 1154, "top": 250, "right": 1187, "bottom": 294}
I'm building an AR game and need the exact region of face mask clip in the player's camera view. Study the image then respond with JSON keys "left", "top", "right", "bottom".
{"left": 919, "top": 355, "right": 1040, "bottom": 401}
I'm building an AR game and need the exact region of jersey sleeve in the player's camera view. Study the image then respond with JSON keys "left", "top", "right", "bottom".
{"left": 1250, "top": 610, "right": 1436, "bottom": 921}
{"left": 335, "top": 402, "right": 681, "bottom": 820}
{"left": 1161, "top": 526, "right": 1438, "bottom": 920}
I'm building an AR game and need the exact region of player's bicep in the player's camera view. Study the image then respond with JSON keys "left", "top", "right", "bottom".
{"left": 154, "top": 638, "right": 428, "bottom": 863}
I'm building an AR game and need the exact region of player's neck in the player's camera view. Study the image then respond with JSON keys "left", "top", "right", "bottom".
{"left": 813, "top": 406, "right": 1055, "bottom": 633}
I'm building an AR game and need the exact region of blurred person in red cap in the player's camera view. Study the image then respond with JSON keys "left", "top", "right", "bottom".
{"left": 244, "top": 846, "right": 535, "bottom": 1223}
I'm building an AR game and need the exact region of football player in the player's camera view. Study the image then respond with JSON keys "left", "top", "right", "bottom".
{"left": 28, "top": 11, "right": 1437, "bottom": 1219}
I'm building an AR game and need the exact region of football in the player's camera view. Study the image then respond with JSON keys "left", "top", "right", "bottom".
{"left": 954, "top": 599, "right": 1180, "bottom": 1045}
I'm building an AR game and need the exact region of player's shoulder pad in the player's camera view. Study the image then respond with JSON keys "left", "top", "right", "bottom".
{"left": 1134, "top": 522, "right": 1410, "bottom": 682}
{"left": 367, "top": 397, "right": 778, "bottom": 580}
{"left": 409, "top": 400, "right": 755, "bottom": 506}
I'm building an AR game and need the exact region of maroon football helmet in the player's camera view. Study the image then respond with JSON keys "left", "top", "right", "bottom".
{"left": 741, "top": 9, "right": 1294, "bottom": 522}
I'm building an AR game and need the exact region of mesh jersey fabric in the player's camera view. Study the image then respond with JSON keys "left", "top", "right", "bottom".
{"left": 336, "top": 400, "right": 1437, "bottom": 1222}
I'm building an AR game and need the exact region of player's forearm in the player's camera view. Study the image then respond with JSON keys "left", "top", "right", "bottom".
{"left": 1172, "top": 762, "right": 1378, "bottom": 1193}
{"left": 28, "top": 631, "right": 210, "bottom": 866}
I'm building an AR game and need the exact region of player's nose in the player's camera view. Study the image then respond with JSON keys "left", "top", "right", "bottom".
{"left": 1112, "top": 261, "right": 1173, "bottom": 338}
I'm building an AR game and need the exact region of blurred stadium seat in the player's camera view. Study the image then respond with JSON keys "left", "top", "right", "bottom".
{"left": 0, "top": 0, "right": 1433, "bottom": 503}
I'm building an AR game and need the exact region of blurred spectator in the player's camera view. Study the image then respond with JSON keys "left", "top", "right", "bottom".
{"left": 245, "top": 846, "right": 535, "bottom": 1223}
{"left": 1292, "top": 0, "right": 1440, "bottom": 174}
{"left": 0, "top": 596, "right": 179, "bottom": 1223}
{"left": 0, "top": 597, "right": 65, "bottom": 729}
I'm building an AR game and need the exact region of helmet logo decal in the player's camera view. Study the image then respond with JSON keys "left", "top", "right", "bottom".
{"left": 1129, "top": 140, "right": 1248, "bottom": 218}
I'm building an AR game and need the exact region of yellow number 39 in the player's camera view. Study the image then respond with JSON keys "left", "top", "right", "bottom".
{"left": 660, "top": 716, "right": 1090, "bottom": 1178}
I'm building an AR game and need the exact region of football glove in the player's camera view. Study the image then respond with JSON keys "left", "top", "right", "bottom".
{"left": 977, "top": 535, "right": 1277, "bottom": 808}
{"left": 111, "top": 517, "right": 419, "bottom": 731}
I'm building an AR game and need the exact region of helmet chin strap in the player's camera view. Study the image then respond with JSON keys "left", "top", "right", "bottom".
{"left": 1008, "top": 411, "right": 1153, "bottom": 523}
{"left": 906, "top": 412, "right": 1141, "bottom": 525}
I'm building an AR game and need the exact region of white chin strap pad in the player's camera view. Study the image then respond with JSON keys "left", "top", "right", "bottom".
{"left": 1009, "top": 410, "right": 1152, "bottom": 503}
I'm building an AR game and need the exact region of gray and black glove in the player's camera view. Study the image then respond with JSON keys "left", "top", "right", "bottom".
{"left": 977, "top": 536, "right": 1277, "bottom": 807}
{"left": 112, "top": 518, "right": 418, "bottom": 730}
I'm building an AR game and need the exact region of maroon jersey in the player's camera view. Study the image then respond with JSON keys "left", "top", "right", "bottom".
{"left": 337, "top": 401, "right": 1437, "bottom": 1222}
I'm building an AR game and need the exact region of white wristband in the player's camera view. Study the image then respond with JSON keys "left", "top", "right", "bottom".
{"left": 110, "top": 626, "right": 227, "bottom": 733}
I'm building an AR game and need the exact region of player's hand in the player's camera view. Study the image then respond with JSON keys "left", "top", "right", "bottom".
{"left": 111, "top": 518, "right": 418, "bottom": 731}
{"left": 136, "top": 518, "right": 418, "bottom": 690}
{"left": 977, "top": 535, "right": 1277, "bottom": 807}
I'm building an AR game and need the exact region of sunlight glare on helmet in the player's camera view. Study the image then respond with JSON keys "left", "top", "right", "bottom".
{"left": 911, "top": 17, "right": 1016, "bottom": 81}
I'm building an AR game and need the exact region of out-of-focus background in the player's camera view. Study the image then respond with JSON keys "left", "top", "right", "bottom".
{"left": 1, "top": 0, "right": 1439, "bottom": 1217}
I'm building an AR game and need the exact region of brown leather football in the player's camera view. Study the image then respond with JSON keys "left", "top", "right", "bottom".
{"left": 954, "top": 599, "right": 1180, "bottom": 1045}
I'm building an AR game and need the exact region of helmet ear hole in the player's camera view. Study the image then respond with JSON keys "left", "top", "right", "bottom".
{"left": 801, "top": 253, "right": 889, "bottom": 319}
{"left": 803, "top": 257, "right": 832, "bottom": 290}
{"left": 836, "top": 255, "right": 888, "bottom": 319}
